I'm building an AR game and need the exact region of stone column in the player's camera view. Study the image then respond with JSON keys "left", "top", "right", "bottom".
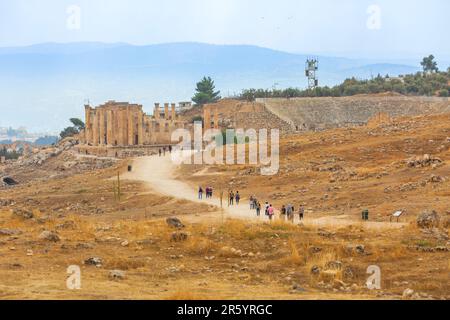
{"left": 164, "top": 103, "right": 169, "bottom": 120}
{"left": 106, "top": 110, "right": 113, "bottom": 145}
{"left": 118, "top": 110, "right": 126, "bottom": 146}
{"left": 171, "top": 103, "right": 176, "bottom": 120}
{"left": 92, "top": 111, "right": 99, "bottom": 146}
{"left": 154, "top": 103, "right": 160, "bottom": 119}
{"left": 84, "top": 105, "right": 92, "bottom": 144}
{"left": 99, "top": 109, "right": 105, "bottom": 145}
{"left": 128, "top": 108, "right": 134, "bottom": 145}
{"left": 137, "top": 111, "right": 144, "bottom": 145}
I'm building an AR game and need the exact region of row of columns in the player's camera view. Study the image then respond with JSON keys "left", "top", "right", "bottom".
{"left": 85, "top": 105, "right": 144, "bottom": 146}
{"left": 154, "top": 103, "right": 177, "bottom": 120}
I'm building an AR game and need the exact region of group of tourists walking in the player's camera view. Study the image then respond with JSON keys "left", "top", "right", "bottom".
{"left": 198, "top": 186, "right": 213, "bottom": 199}
{"left": 196, "top": 186, "right": 306, "bottom": 222}
{"left": 248, "top": 196, "right": 275, "bottom": 220}
{"left": 280, "top": 203, "right": 305, "bottom": 222}
{"left": 158, "top": 145, "right": 172, "bottom": 157}
{"left": 228, "top": 190, "right": 240, "bottom": 205}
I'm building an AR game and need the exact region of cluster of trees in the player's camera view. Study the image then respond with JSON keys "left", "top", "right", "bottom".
{"left": 238, "top": 56, "right": 450, "bottom": 101}
{"left": 0, "top": 146, "right": 21, "bottom": 160}
{"left": 60, "top": 118, "right": 85, "bottom": 139}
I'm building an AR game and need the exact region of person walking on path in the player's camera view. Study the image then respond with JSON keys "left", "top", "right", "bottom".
{"left": 286, "top": 203, "right": 294, "bottom": 222}
{"left": 268, "top": 204, "right": 274, "bottom": 220}
{"left": 280, "top": 205, "right": 286, "bottom": 220}
{"left": 298, "top": 205, "right": 305, "bottom": 221}
{"left": 235, "top": 191, "right": 240, "bottom": 205}
{"left": 256, "top": 202, "right": 261, "bottom": 216}
{"left": 159, "top": 149, "right": 162, "bottom": 157}
{"left": 249, "top": 195, "right": 254, "bottom": 209}
{"left": 198, "top": 186, "right": 203, "bottom": 200}
{"left": 209, "top": 186, "right": 213, "bottom": 198}
{"left": 229, "top": 191, "right": 234, "bottom": 206}
{"left": 264, "top": 202, "right": 270, "bottom": 216}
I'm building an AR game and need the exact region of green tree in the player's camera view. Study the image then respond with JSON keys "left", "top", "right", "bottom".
{"left": 438, "top": 89, "right": 449, "bottom": 97}
{"left": 70, "top": 118, "right": 85, "bottom": 130}
{"left": 59, "top": 118, "right": 85, "bottom": 139}
{"left": 59, "top": 126, "right": 79, "bottom": 139}
{"left": 420, "top": 55, "right": 439, "bottom": 73}
{"left": 192, "top": 76, "right": 221, "bottom": 106}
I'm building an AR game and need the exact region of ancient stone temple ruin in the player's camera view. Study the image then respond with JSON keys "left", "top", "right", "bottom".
{"left": 78, "top": 100, "right": 188, "bottom": 157}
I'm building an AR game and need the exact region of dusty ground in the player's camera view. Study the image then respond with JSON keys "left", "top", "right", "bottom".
{"left": 0, "top": 112, "right": 448, "bottom": 300}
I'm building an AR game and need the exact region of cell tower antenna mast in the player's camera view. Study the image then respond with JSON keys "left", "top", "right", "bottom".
{"left": 305, "top": 58, "right": 319, "bottom": 89}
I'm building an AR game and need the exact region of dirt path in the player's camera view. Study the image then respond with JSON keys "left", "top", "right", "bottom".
{"left": 122, "top": 154, "right": 406, "bottom": 229}
{"left": 122, "top": 154, "right": 257, "bottom": 220}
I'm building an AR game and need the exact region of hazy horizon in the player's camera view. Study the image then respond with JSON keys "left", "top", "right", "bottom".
{"left": 0, "top": 0, "right": 449, "bottom": 133}
{"left": 1, "top": 0, "right": 449, "bottom": 57}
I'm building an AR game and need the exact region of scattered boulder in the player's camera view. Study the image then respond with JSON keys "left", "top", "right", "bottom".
{"left": 325, "top": 260, "right": 342, "bottom": 270}
{"left": 109, "top": 270, "right": 126, "bottom": 280}
{"left": 318, "top": 229, "right": 335, "bottom": 238}
{"left": 84, "top": 257, "right": 102, "bottom": 267}
{"left": 428, "top": 175, "right": 445, "bottom": 183}
{"left": 308, "top": 246, "right": 322, "bottom": 254}
{"left": 2, "top": 177, "right": 18, "bottom": 186}
{"left": 0, "top": 199, "right": 14, "bottom": 206}
{"left": 0, "top": 229, "right": 22, "bottom": 236}
{"left": 406, "top": 154, "right": 443, "bottom": 168}
{"left": 39, "top": 230, "right": 60, "bottom": 242}
{"left": 56, "top": 221, "right": 76, "bottom": 230}
{"left": 345, "top": 244, "right": 365, "bottom": 255}
{"left": 171, "top": 231, "right": 188, "bottom": 242}
{"left": 417, "top": 210, "right": 440, "bottom": 229}
{"left": 343, "top": 266, "right": 354, "bottom": 279}
{"left": 166, "top": 217, "right": 185, "bottom": 229}
{"left": 76, "top": 243, "right": 95, "bottom": 250}
{"left": 290, "top": 283, "right": 306, "bottom": 293}
{"left": 333, "top": 279, "right": 348, "bottom": 289}
{"left": 12, "top": 208, "right": 34, "bottom": 220}
{"left": 310, "top": 265, "right": 321, "bottom": 275}
{"left": 402, "top": 288, "right": 415, "bottom": 299}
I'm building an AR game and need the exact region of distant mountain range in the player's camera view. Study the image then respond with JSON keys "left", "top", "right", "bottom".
{"left": 0, "top": 42, "right": 421, "bottom": 132}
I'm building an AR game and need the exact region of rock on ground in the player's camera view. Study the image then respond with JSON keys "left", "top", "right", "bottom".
{"left": 417, "top": 210, "right": 440, "bottom": 229}
{"left": 109, "top": 270, "right": 126, "bottom": 280}
{"left": 84, "top": 257, "right": 103, "bottom": 267}
{"left": 38, "top": 231, "right": 60, "bottom": 242}
{"left": 166, "top": 217, "right": 185, "bottom": 229}
{"left": 171, "top": 232, "right": 188, "bottom": 242}
{"left": 12, "top": 208, "right": 34, "bottom": 219}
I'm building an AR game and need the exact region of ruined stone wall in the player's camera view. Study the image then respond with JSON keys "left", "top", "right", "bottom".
{"left": 258, "top": 95, "right": 450, "bottom": 131}
{"left": 84, "top": 101, "right": 187, "bottom": 148}
{"left": 203, "top": 99, "right": 294, "bottom": 133}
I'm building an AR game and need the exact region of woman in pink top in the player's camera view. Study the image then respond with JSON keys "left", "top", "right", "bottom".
{"left": 268, "top": 205, "right": 274, "bottom": 220}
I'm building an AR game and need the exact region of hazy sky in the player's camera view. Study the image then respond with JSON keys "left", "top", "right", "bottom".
{"left": 1, "top": 0, "right": 449, "bottom": 59}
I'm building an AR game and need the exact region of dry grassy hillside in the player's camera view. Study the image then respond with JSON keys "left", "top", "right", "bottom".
{"left": 0, "top": 112, "right": 448, "bottom": 300}
{"left": 181, "top": 112, "right": 450, "bottom": 222}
